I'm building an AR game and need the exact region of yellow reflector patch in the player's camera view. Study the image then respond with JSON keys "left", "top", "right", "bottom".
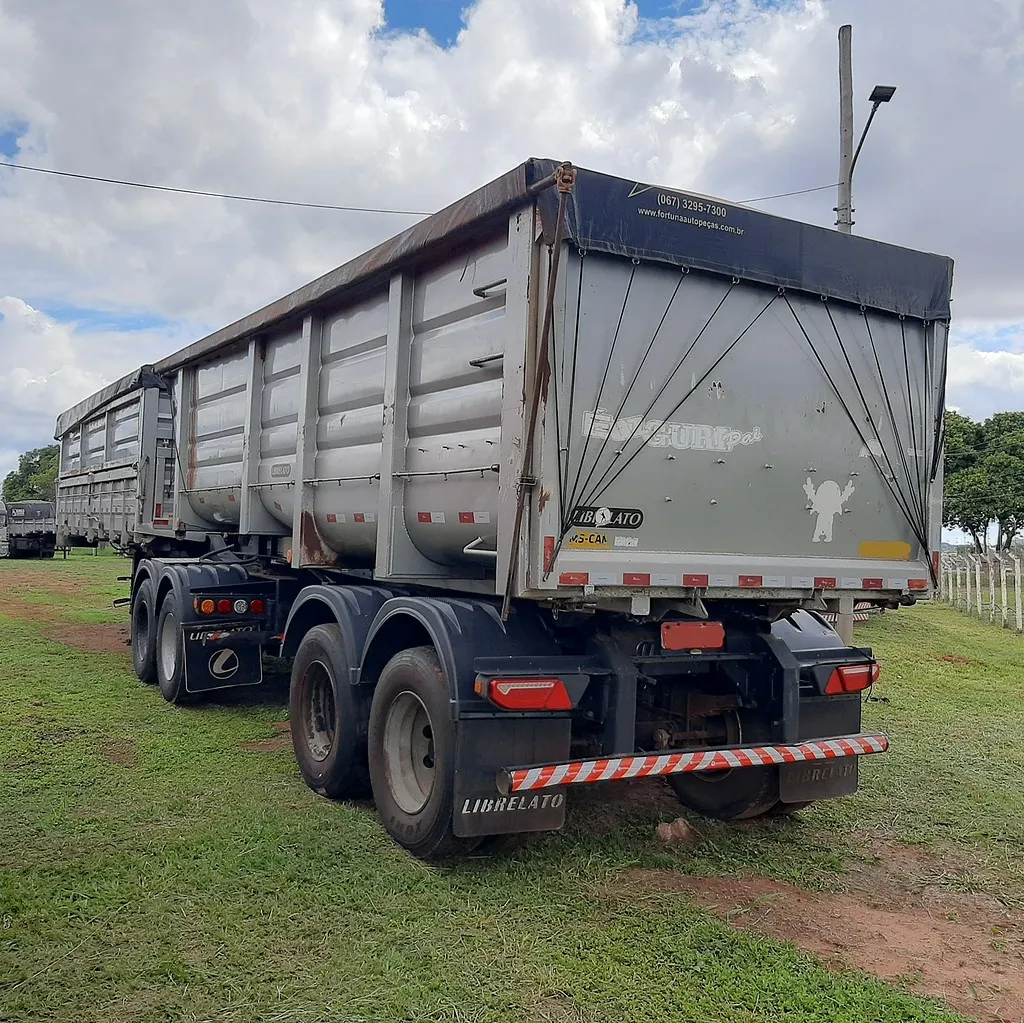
{"left": 859, "top": 540, "right": 912, "bottom": 560}
{"left": 566, "top": 531, "right": 612, "bottom": 550}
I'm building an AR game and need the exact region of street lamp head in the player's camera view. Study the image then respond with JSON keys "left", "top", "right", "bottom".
{"left": 869, "top": 85, "right": 897, "bottom": 104}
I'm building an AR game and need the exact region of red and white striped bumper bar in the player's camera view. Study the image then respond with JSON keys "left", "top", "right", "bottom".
{"left": 497, "top": 732, "right": 888, "bottom": 795}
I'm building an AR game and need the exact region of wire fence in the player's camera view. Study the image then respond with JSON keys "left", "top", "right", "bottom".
{"left": 940, "top": 552, "right": 1024, "bottom": 631}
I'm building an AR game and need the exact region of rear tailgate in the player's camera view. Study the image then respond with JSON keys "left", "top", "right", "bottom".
{"left": 530, "top": 249, "right": 945, "bottom": 602}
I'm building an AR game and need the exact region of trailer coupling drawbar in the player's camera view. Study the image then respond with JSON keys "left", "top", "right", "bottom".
{"left": 496, "top": 732, "right": 888, "bottom": 795}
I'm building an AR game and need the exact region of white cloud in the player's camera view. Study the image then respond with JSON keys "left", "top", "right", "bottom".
{"left": 0, "top": 297, "right": 189, "bottom": 469}
{"left": 0, "top": 0, "right": 1023, "bottom": 478}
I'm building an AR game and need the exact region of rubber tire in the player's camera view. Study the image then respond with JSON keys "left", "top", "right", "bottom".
{"left": 289, "top": 624, "right": 371, "bottom": 799}
{"left": 155, "top": 594, "right": 192, "bottom": 705}
{"left": 668, "top": 713, "right": 780, "bottom": 821}
{"left": 367, "top": 646, "right": 479, "bottom": 862}
{"left": 131, "top": 576, "right": 159, "bottom": 684}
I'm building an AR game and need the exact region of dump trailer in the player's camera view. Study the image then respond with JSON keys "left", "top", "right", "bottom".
{"left": 54, "top": 159, "right": 952, "bottom": 860}
{"left": 0, "top": 500, "right": 56, "bottom": 558}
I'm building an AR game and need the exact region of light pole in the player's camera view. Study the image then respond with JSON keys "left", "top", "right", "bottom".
{"left": 836, "top": 25, "right": 896, "bottom": 234}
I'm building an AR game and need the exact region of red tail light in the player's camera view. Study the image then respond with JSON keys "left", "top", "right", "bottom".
{"left": 479, "top": 677, "right": 573, "bottom": 711}
{"left": 825, "top": 662, "right": 878, "bottom": 695}
{"left": 217, "top": 599, "right": 233, "bottom": 614}
{"left": 249, "top": 598, "right": 265, "bottom": 615}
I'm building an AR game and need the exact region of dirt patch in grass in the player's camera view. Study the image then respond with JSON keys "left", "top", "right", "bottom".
{"left": 615, "top": 869, "right": 1024, "bottom": 1023}
{"left": 241, "top": 721, "right": 292, "bottom": 753}
{"left": 94, "top": 737, "right": 138, "bottom": 767}
{"left": 938, "top": 653, "right": 975, "bottom": 665}
{"left": 566, "top": 777, "right": 682, "bottom": 834}
{"left": 45, "top": 623, "right": 129, "bottom": 654}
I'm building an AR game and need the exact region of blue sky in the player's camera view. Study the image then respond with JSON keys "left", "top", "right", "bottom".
{"left": 0, "top": 118, "right": 27, "bottom": 159}
{"left": 383, "top": 0, "right": 712, "bottom": 44}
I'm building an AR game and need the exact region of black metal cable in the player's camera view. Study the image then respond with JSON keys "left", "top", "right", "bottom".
{"left": 561, "top": 252, "right": 587, "bottom": 502}
{"left": 785, "top": 296, "right": 932, "bottom": 570}
{"left": 900, "top": 318, "right": 927, "bottom": 527}
{"left": 823, "top": 303, "right": 924, "bottom": 528}
{"left": 930, "top": 323, "right": 949, "bottom": 482}
{"left": 565, "top": 262, "right": 638, "bottom": 515}
{"left": 569, "top": 278, "right": 737, "bottom": 512}
{"left": 860, "top": 310, "right": 925, "bottom": 527}
{"left": 580, "top": 290, "right": 779, "bottom": 510}
{"left": 563, "top": 269, "right": 687, "bottom": 529}
{"left": 792, "top": 298, "right": 924, "bottom": 539}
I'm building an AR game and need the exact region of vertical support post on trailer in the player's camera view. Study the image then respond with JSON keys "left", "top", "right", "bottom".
{"left": 376, "top": 273, "right": 440, "bottom": 579}
{"left": 292, "top": 314, "right": 325, "bottom": 568}
{"left": 171, "top": 367, "right": 206, "bottom": 533}
{"left": 240, "top": 336, "right": 281, "bottom": 536}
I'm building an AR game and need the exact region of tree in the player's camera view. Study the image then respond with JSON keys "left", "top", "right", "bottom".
{"left": 942, "top": 410, "right": 1024, "bottom": 552}
{"left": 2, "top": 445, "right": 59, "bottom": 503}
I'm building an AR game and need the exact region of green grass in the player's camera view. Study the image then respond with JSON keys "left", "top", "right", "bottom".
{"left": 3, "top": 560, "right": 1013, "bottom": 1022}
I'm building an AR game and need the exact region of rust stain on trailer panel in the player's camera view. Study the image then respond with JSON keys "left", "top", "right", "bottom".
{"left": 298, "top": 511, "right": 339, "bottom": 568}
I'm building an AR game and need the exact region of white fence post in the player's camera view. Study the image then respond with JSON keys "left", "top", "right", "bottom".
{"left": 976, "top": 555, "right": 984, "bottom": 617}
{"left": 1000, "top": 553, "right": 1010, "bottom": 628}
{"left": 988, "top": 551, "right": 997, "bottom": 622}
{"left": 958, "top": 559, "right": 967, "bottom": 609}
{"left": 1015, "top": 555, "right": 1023, "bottom": 634}
{"left": 966, "top": 557, "right": 974, "bottom": 612}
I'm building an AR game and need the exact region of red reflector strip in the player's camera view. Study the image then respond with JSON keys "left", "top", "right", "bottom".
{"left": 152, "top": 519, "right": 169, "bottom": 527}
{"left": 814, "top": 577, "right": 837, "bottom": 588}
{"left": 863, "top": 578, "right": 883, "bottom": 590}
{"left": 558, "top": 572, "right": 589, "bottom": 586}
{"left": 500, "top": 733, "right": 889, "bottom": 793}
{"left": 908, "top": 578, "right": 929, "bottom": 590}
{"left": 354, "top": 513, "right": 366, "bottom": 523}
{"left": 459, "top": 512, "right": 474, "bottom": 524}
{"left": 623, "top": 573, "right": 651, "bottom": 586}
{"left": 417, "top": 512, "right": 431, "bottom": 523}
{"left": 683, "top": 574, "right": 709, "bottom": 587}
{"left": 543, "top": 536, "right": 555, "bottom": 573}
{"left": 661, "top": 621, "right": 725, "bottom": 650}
{"left": 326, "top": 514, "right": 337, "bottom": 523}
{"left": 738, "top": 575, "right": 762, "bottom": 587}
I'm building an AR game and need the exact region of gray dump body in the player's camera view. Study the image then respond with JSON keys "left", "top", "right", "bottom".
{"left": 54, "top": 158, "right": 951, "bottom": 605}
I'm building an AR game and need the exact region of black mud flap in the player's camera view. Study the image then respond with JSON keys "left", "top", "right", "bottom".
{"left": 781, "top": 693, "right": 862, "bottom": 803}
{"left": 779, "top": 757, "right": 859, "bottom": 803}
{"left": 183, "top": 623, "right": 266, "bottom": 694}
{"left": 452, "top": 717, "right": 570, "bottom": 838}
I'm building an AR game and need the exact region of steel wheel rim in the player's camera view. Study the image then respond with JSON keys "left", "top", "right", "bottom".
{"left": 133, "top": 598, "right": 150, "bottom": 657}
{"left": 382, "top": 690, "right": 435, "bottom": 815}
{"left": 159, "top": 609, "right": 178, "bottom": 681}
{"left": 304, "top": 660, "right": 336, "bottom": 762}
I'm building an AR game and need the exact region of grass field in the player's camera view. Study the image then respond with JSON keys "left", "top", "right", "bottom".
{"left": 2, "top": 556, "right": 1022, "bottom": 1023}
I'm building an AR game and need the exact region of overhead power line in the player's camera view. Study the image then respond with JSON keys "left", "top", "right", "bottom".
{"left": 0, "top": 159, "right": 431, "bottom": 216}
{"left": 0, "top": 156, "right": 837, "bottom": 217}
{"left": 735, "top": 181, "right": 840, "bottom": 205}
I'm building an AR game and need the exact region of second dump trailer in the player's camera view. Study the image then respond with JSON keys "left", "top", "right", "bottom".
{"left": 0, "top": 500, "right": 56, "bottom": 558}
{"left": 54, "top": 158, "right": 952, "bottom": 859}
